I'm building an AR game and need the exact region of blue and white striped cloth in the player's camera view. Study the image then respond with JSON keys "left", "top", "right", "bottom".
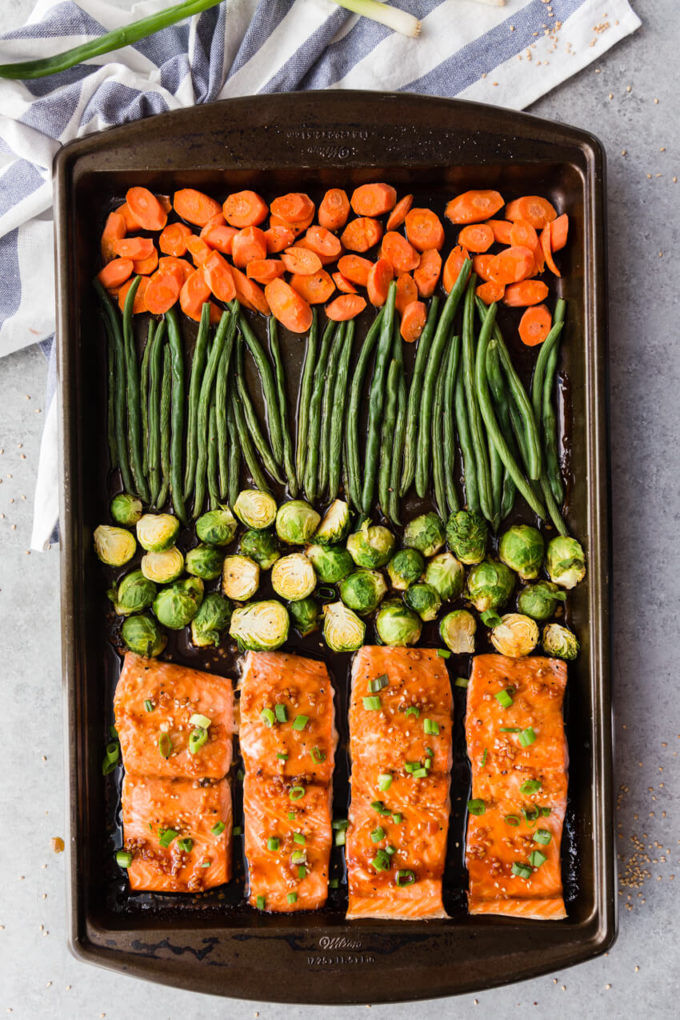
{"left": 0, "top": 0, "right": 640, "bottom": 549}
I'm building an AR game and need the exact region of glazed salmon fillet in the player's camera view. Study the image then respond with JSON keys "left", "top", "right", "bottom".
{"left": 465, "top": 654, "right": 568, "bottom": 920}
{"left": 122, "top": 774, "right": 231, "bottom": 892}
{"left": 114, "top": 652, "right": 233, "bottom": 780}
{"left": 346, "top": 647, "right": 453, "bottom": 920}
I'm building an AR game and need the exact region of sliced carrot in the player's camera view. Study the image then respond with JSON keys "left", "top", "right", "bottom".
{"left": 380, "top": 231, "right": 420, "bottom": 273}
{"left": 246, "top": 259, "right": 286, "bottom": 285}
{"left": 157, "top": 195, "right": 172, "bottom": 214}
{"left": 340, "top": 217, "right": 383, "bottom": 253}
{"left": 350, "top": 183, "right": 397, "bottom": 217}
{"left": 445, "top": 190, "right": 504, "bottom": 225}
{"left": 113, "top": 236, "right": 155, "bottom": 261}
{"left": 337, "top": 254, "right": 373, "bottom": 286}
{"left": 180, "top": 269, "right": 212, "bottom": 321}
{"left": 118, "top": 276, "right": 150, "bottom": 314}
{"left": 476, "top": 280, "right": 505, "bottom": 305}
{"left": 295, "top": 236, "right": 337, "bottom": 266}
{"left": 472, "top": 254, "right": 495, "bottom": 282}
{"left": 303, "top": 225, "right": 342, "bottom": 260}
{"left": 98, "top": 258, "right": 133, "bottom": 289}
{"left": 199, "top": 212, "right": 225, "bottom": 238}
{"left": 332, "top": 271, "right": 358, "bottom": 294}
{"left": 395, "top": 273, "right": 418, "bottom": 315}
{"left": 413, "top": 248, "right": 441, "bottom": 299}
{"left": 280, "top": 246, "right": 322, "bottom": 276}
{"left": 405, "top": 208, "right": 445, "bottom": 252}
{"left": 400, "top": 300, "right": 427, "bottom": 343}
{"left": 159, "top": 222, "right": 193, "bottom": 257}
{"left": 367, "top": 258, "right": 394, "bottom": 307}
{"left": 231, "top": 226, "right": 268, "bottom": 268}
{"left": 222, "top": 190, "right": 268, "bottom": 228}
{"left": 269, "top": 212, "right": 314, "bottom": 237}
{"left": 487, "top": 219, "right": 513, "bottom": 245}
{"left": 540, "top": 225, "right": 561, "bottom": 277}
{"left": 230, "top": 265, "right": 270, "bottom": 315}
{"left": 386, "top": 193, "right": 413, "bottom": 232}
{"left": 504, "top": 280, "right": 549, "bottom": 307}
{"left": 264, "top": 225, "right": 296, "bottom": 254}
{"left": 318, "top": 189, "right": 350, "bottom": 232}
{"left": 116, "top": 202, "right": 143, "bottom": 232}
{"left": 145, "top": 271, "right": 181, "bottom": 315}
{"left": 289, "top": 270, "right": 335, "bottom": 305}
{"left": 133, "top": 249, "right": 159, "bottom": 276}
{"left": 487, "top": 245, "right": 535, "bottom": 285}
{"left": 201, "top": 219, "right": 238, "bottom": 255}
{"left": 185, "top": 235, "right": 213, "bottom": 267}
{"left": 158, "top": 256, "right": 193, "bottom": 285}
{"left": 265, "top": 278, "right": 313, "bottom": 333}
{"left": 270, "top": 193, "right": 315, "bottom": 226}
{"left": 125, "top": 186, "right": 167, "bottom": 232}
{"left": 442, "top": 245, "right": 470, "bottom": 293}
{"left": 202, "top": 250, "right": 236, "bottom": 303}
{"left": 505, "top": 195, "right": 557, "bottom": 230}
{"left": 173, "top": 188, "right": 222, "bottom": 227}
{"left": 519, "top": 304, "right": 552, "bottom": 346}
{"left": 101, "top": 210, "right": 127, "bottom": 262}
{"left": 457, "top": 223, "right": 494, "bottom": 253}
{"left": 509, "top": 219, "right": 539, "bottom": 252}
{"left": 209, "top": 302, "right": 223, "bottom": 325}
{"left": 550, "top": 213, "right": 569, "bottom": 252}
{"left": 326, "top": 294, "right": 367, "bottom": 321}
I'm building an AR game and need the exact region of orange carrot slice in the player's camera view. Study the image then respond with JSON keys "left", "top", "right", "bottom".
{"left": 270, "top": 193, "right": 315, "bottom": 226}
{"left": 230, "top": 265, "right": 270, "bottom": 315}
{"left": 318, "top": 189, "right": 350, "bottom": 232}
{"left": 173, "top": 188, "right": 222, "bottom": 227}
{"left": 113, "top": 236, "right": 155, "bottom": 261}
{"left": 201, "top": 219, "right": 238, "bottom": 255}
{"left": 457, "top": 223, "right": 494, "bottom": 253}
{"left": 445, "top": 190, "right": 504, "bottom": 224}
{"left": 158, "top": 256, "right": 193, "bottom": 285}
{"left": 264, "top": 225, "right": 296, "bottom": 254}
{"left": 326, "top": 294, "right": 367, "bottom": 321}
{"left": 487, "top": 219, "right": 513, "bottom": 245}
{"left": 400, "top": 300, "right": 427, "bottom": 343}
{"left": 303, "top": 225, "right": 342, "bottom": 260}
{"left": 332, "top": 271, "right": 358, "bottom": 294}
{"left": 280, "top": 246, "right": 322, "bottom": 275}
{"left": 101, "top": 210, "right": 127, "bottom": 262}
{"left": 133, "top": 249, "right": 159, "bottom": 276}
{"left": 222, "top": 190, "right": 268, "bottom": 228}
{"left": 159, "top": 222, "right": 193, "bottom": 257}
{"left": 487, "top": 245, "right": 535, "bottom": 285}
{"left": 550, "top": 213, "right": 569, "bottom": 252}
{"left": 380, "top": 231, "right": 420, "bottom": 273}
{"left": 503, "top": 280, "right": 549, "bottom": 307}
{"left": 472, "top": 254, "right": 495, "bottom": 282}
{"left": 202, "top": 250, "right": 236, "bottom": 303}
{"left": 505, "top": 195, "right": 557, "bottom": 229}
{"left": 442, "top": 245, "right": 470, "bottom": 293}
{"left": 367, "top": 258, "right": 394, "bottom": 307}
{"left": 350, "top": 183, "right": 397, "bottom": 217}
{"left": 145, "top": 271, "right": 181, "bottom": 315}
{"left": 265, "top": 278, "right": 313, "bottom": 333}
{"left": 231, "top": 226, "right": 268, "bottom": 268}
{"left": 337, "top": 254, "right": 373, "bottom": 286}
{"left": 126, "top": 186, "right": 167, "bottom": 232}
{"left": 413, "top": 248, "right": 441, "bottom": 298}
{"left": 98, "top": 258, "right": 133, "bottom": 289}
{"left": 340, "top": 217, "right": 383, "bottom": 253}
{"left": 540, "top": 225, "right": 561, "bottom": 277}
{"left": 519, "top": 304, "right": 552, "bottom": 346}
{"left": 185, "top": 235, "right": 213, "bottom": 267}
{"left": 246, "top": 259, "right": 286, "bottom": 285}
{"left": 289, "top": 270, "right": 335, "bottom": 305}
{"left": 386, "top": 193, "right": 413, "bottom": 232}
{"left": 116, "top": 202, "right": 141, "bottom": 232}
{"left": 476, "top": 280, "right": 505, "bottom": 305}
{"left": 180, "top": 269, "right": 212, "bottom": 321}
{"left": 395, "top": 273, "right": 418, "bottom": 315}
{"left": 509, "top": 219, "right": 539, "bottom": 252}
{"left": 405, "top": 208, "right": 445, "bottom": 252}
{"left": 118, "top": 276, "right": 150, "bottom": 314}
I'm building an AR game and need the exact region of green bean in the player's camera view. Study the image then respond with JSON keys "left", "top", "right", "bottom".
{"left": 400, "top": 297, "right": 440, "bottom": 496}
{"left": 140, "top": 319, "right": 154, "bottom": 478}
{"left": 362, "top": 283, "right": 397, "bottom": 514}
{"left": 531, "top": 299, "right": 567, "bottom": 425}
{"left": 237, "top": 308, "right": 283, "bottom": 466}
{"left": 432, "top": 365, "right": 447, "bottom": 519}
{"left": 319, "top": 322, "right": 346, "bottom": 498}
{"left": 157, "top": 344, "right": 171, "bottom": 509}
{"left": 121, "top": 276, "right": 149, "bottom": 502}
{"left": 268, "top": 317, "right": 297, "bottom": 496}
{"left": 230, "top": 385, "right": 270, "bottom": 494}
{"left": 97, "top": 302, "right": 128, "bottom": 482}
{"left": 216, "top": 323, "right": 236, "bottom": 502}
{"left": 295, "top": 310, "right": 318, "bottom": 490}
{"left": 207, "top": 393, "right": 219, "bottom": 511}
{"left": 543, "top": 339, "right": 564, "bottom": 506}
{"left": 455, "top": 354, "right": 478, "bottom": 513}
{"left": 462, "top": 279, "right": 493, "bottom": 523}
{"left": 235, "top": 337, "right": 284, "bottom": 487}
{"left": 194, "top": 311, "right": 237, "bottom": 515}
{"left": 165, "top": 306, "right": 187, "bottom": 524}
{"left": 328, "top": 321, "right": 355, "bottom": 502}
{"left": 346, "top": 307, "right": 384, "bottom": 509}
{"left": 184, "top": 301, "right": 211, "bottom": 500}
{"left": 486, "top": 340, "right": 516, "bottom": 522}
{"left": 226, "top": 388, "right": 241, "bottom": 507}
{"left": 388, "top": 319, "right": 407, "bottom": 525}
{"left": 378, "top": 359, "right": 400, "bottom": 517}
{"left": 304, "top": 320, "right": 336, "bottom": 502}
{"left": 148, "top": 318, "right": 166, "bottom": 507}
{"left": 104, "top": 316, "right": 117, "bottom": 469}
{"left": 442, "top": 335, "right": 461, "bottom": 514}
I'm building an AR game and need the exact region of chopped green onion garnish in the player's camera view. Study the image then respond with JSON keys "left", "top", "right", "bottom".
{"left": 277, "top": 752, "right": 289, "bottom": 761}
{"left": 288, "top": 812, "right": 296, "bottom": 821}
{"left": 523, "top": 806, "right": 540, "bottom": 824}
{"left": 188, "top": 727, "right": 208, "bottom": 755}
{"left": 499, "top": 727, "right": 521, "bottom": 733}
{"left": 189, "top": 713, "right": 211, "bottom": 729}
{"left": 237, "top": 769, "right": 245, "bottom": 781}
{"left": 274, "top": 703, "right": 288, "bottom": 723}
{"left": 158, "top": 827, "right": 178, "bottom": 848}
{"left": 105, "top": 741, "right": 119, "bottom": 764}
{"left": 454, "top": 677, "right": 469, "bottom": 689}
{"left": 267, "top": 837, "right": 280, "bottom": 851}
{"left": 378, "top": 773, "right": 393, "bottom": 791}
{"left": 404, "top": 761, "right": 420, "bottom": 774}
{"left": 311, "top": 746, "right": 326, "bottom": 763}
{"left": 529, "top": 850, "right": 547, "bottom": 868}
{"left": 395, "top": 869, "right": 415, "bottom": 886}
{"left": 158, "top": 733, "right": 172, "bottom": 759}
{"left": 467, "top": 799, "right": 486, "bottom": 816}
{"left": 495, "top": 688, "right": 514, "bottom": 708}
{"left": 371, "top": 800, "right": 390, "bottom": 815}
{"left": 201, "top": 860, "right": 211, "bottom": 868}
{"left": 370, "top": 850, "right": 391, "bottom": 872}
{"left": 504, "top": 815, "right": 521, "bottom": 827}
{"left": 480, "top": 749, "right": 488, "bottom": 767}
{"left": 332, "top": 819, "right": 349, "bottom": 830}
{"left": 329, "top": 878, "right": 339, "bottom": 889}
{"left": 287, "top": 891, "right": 298, "bottom": 905}
{"left": 102, "top": 757, "right": 117, "bottom": 776}
{"left": 177, "top": 837, "right": 193, "bottom": 853}
{"left": 115, "top": 850, "right": 133, "bottom": 869}
{"left": 404, "top": 706, "right": 420, "bottom": 717}
{"left": 511, "top": 862, "right": 533, "bottom": 879}
{"left": 412, "top": 767, "right": 428, "bottom": 778}
{"left": 392, "top": 813, "right": 403, "bottom": 824}
{"left": 289, "top": 786, "right": 305, "bottom": 801}
{"left": 533, "top": 829, "right": 552, "bottom": 845}
{"left": 541, "top": 807, "right": 552, "bottom": 817}
{"left": 334, "top": 830, "right": 346, "bottom": 847}
{"left": 519, "top": 727, "right": 536, "bottom": 747}
{"left": 260, "top": 708, "right": 275, "bottom": 727}
{"left": 481, "top": 610, "right": 503, "bottom": 627}
{"left": 292, "top": 714, "right": 309, "bottom": 731}
{"left": 424, "top": 757, "right": 432, "bottom": 771}
{"left": 520, "top": 779, "right": 542, "bottom": 795}
{"left": 370, "top": 827, "right": 386, "bottom": 843}
{"left": 144, "top": 700, "right": 154, "bottom": 713}
{"left": 297, "top": 865, "right": 307, "bottom": 879}
{"left": 317, "top": 586, "right": 336, "bottom": 599}
{"left": 425, "top": 746, "right": 434, "bottom": 758}
{"left": 256, "top": 895, "right": 266, "bottom": 910}
{"left": 291, "top": 849, "right": 305, "bottom": 863}
{"left": 232, "top": 826, "right": 243, "bottom": 836}
{"left": 436, "top": 648, "right": 451, "bottom": 659}
{"left": 293, "top": 832, "right": 306, "bottom": 845}
{"left": 369, "top": 674, "right": 389, "bottom": 693}
{"left": 363, "top": 696, "right": 382, "bottom": 711}
{"left": 423, "top": 718, "right": 439, "bottom": 736}
{"left": 385, "top": 844, "right": 396, "bottom": 856}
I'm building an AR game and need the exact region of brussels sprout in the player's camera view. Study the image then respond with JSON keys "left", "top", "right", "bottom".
{"left": 136, "top": 513, "right": 180, "bottom": 552}
{"left": 376, "top": 600, "right": 422, "bottom": 646}
{"left": 190, "top": 593, "right": 232, "bottom": 648}
{"left": 490, "top": 613, "right": 539, "bottom": 658}
{"left": 322, "top": 601, "right": 365, "bottom": 652}
{"left": 339, "top": 570, "right": 387, "bottom": 615}
{"left": 109, "top": 569, "right": 157, "bottom": 616}
{"left": 140, "top": 546, "right": 184, "bottom": 584}
{"left": 222, "top": 555, "right": 260, "bottom": 601}
{"left": 289, "top": 597, "right": 321, "bottom": 637}
{"left": 121, "top": 613, "right": 166, "bottom": 657}
{"left": 517, "top": 581, "right": 567, "bottom": 621}
{"left": 386, "top": 548, "right": 425, "bottom": 590}
{"left": 314, "top": 499, "right": 351, "bottom": 545}
{"left": 93, "top": 525, "right": 136, "bottom": 567}
{"left": 403, "top": 582, "right": 442, "bottom": 622}
{"left": 240, "top": 529, "right": 281, "bottom": 569}
{"left": 546, "top": 536, "right": 586, "bottom": 590}
{"left": 424, "top": 552, "right": 464, "bottom": 601}
{"left": 230, "top": 600, "right": 289, "bottom": 651}
{"left": 185, "top": 543, "right": 224, "bottom": 580}
{"left": 153, "top": 577, "right": 204, "bottom": 630}
{"left": 499, "top": 525, "right": 544, "bottom": 581}
{"left": 467, "top": 559, "right": 515, "bottom": 613}
{"left": 110, "top": 493, "right": 143, "bottom": 526}
{"left": 196, "top": 506, "right": 238, "bottom": 546}
{"left": 439, "top": 609, "right": 476, "bottom": 654}
{"left": 445, "top": 510, "right": 488, "bottom": 565}
{"left": 404, "top": 512, "right": 445, "bottom": 558}
{"left": 346, "top": 519, "right": 395, "bottom": 569}
{"left": 271, "top": 554, "right": 316, "bottom": 601}
{"left": 233, "top": 489, "right": 277, "bottom": 530}
{"left": 276, "top": 500, "right": 321, "bottom": 545}
{"left": 305, "top": 543, "right": 353, "bottom": 583}
{"left": 542, "top": 622, "right": 580, "bottom": 660}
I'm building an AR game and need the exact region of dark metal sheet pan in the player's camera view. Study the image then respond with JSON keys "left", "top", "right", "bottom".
{"left": 55, "top": 91, "right": 613, "bottom": 1003}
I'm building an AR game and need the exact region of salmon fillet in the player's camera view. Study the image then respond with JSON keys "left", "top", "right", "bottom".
{"left": 114, "top": 652, "right": 233, "bottom": 780}
{"left": 346, "top": 647, "right": 453, "bottom": 920}
{"left": 122, "top": 774, "right": 231, "bottom": 892}
{"left": 465, "top": 654, "right": 568, "bottom": 920}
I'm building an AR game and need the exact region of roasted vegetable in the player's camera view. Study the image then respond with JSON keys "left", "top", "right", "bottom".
{"left": 153, "top": 577, "right": 204, "bottom": 630}
{"left": 190, "top": 593, "right": 232, "bottom": 648}
{"left": 140, "top": 546, "right": 184, "bottom": 584}
{"left": 439, "top": 609, "right": 476, "bottom": 654}
{"left": 489, "top": 613, "right": 539, "bottom": 658}
{"left": 499, "top": 525, "right": 544, "bottom": 581}
{"left": 222, "top": 555, "right": 260, "bottom": 602}
{"left": 542, "top": 622, "right": 580, "bottom": 660}
{"left": 271, "top": 554, "right": 317, "bottom": 601}
{"left": 230, "top": 600, "right": 290, "bottom": 651}
{"left": 121, "top": 613, "right": 166, "bottom": 658}
{"left": 339, "top": 569, "right": 387, "bottom": 615}
{"left": 136, "top": 513, "right": 179, "bottom": 552}
{"left": 517, "top": 581, "right": 566, "bottom": 621}
{"left": 403, "top": 582, "right": 442, "bottom": 622}
{"left": 305, "top": 543, "right": 354, "bottom": 584}
{"left": 445, "top": 510, "right": 488, "bottom": 565}
{"left": 109, "top": 570, "right": 156, "bottom": 616}
{"left": 424, "top": 552, "right": 464, "bottom": 601}
{"left": 346, "top": 519, "right": 395, "bottom": 569}
{"left": 289, "top": 597, "right": 321, "bottom": 637}
{"left": 239, "top": 529, "right": 281, "bottom": 570}
{"left": 233, "top": 489, "right": 277, "bottom": 530}
{"left": 93, "top": 525, "right": 136, "bottom": 567}
{"left": 386, "top": 548, "right": 425, "bottom": 590}
{"left": 375, "top": 600, "right": 422, "bottom": 647}
{"left": 185, "top": 543, "right": 225, "bottom": 581}
{"left": 546, "top": 536, "right": 586, "bottom": 590}
{"left": 110, "top": 492, "right": 143, "bottom": 527}
{"left": 195, "top": 506, "right": 238, "bottom": 546}
{"left": 466, "top": 559, "right": 515, "bottom": 613}
{"left": 322, "top": 601, "right": 365, "bottom": 652}
{"left": 276, "top": 500, "right": 321, "bottom": 544}
{"left": 403, "top": 511, "right": 445, "bottom": 558}
{"left": 314, "top": 499, "right": 351, "bottom": 545}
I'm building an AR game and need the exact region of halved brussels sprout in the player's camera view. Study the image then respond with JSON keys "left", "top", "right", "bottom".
{"left": 190, "top": 593, "right": 232, "bottom": 648}
{"left": 424, "top": 552, "right": 464, "bottom": 601}
{"left": 240, "top": 529, "right": 281, "bottom": 569}
{"left": 314, "top": 499, "right": 351, "bottom": 545}
{"left": 546, "top": 536, "right": 586, "bottom": 590}
{"left": 346, "top": 519, "right": 395, "bottom": 569}
{"left": 140, "top": 546, "right": 184, "bottom": 584}
{"left": 109, "top": 569, "right": 157, "bottom": 616}
{"left": 490, "top": 613, "right": 539, "bottom": 658}
{"left": 322, "top": 601, "right": 365, "bottom": 652}
{"left": 121, "top": 613, "right": 166, "bottom": 657}
{"left": 289, "top": 597, "right": 321, "bottom": 637}
{"left": 517, "top": 581, "right": 567, "bottom": 621}
{"left": 404, "top": 512, "right": 445, "bottom": 558}
{"left": 403, "top": 582, "right": 442, "bottom": 622}
{"left": 229, "top": 600, "right": 289, "bottom": 651}
{"left": 499, "top": 525, "right": 544, "bottom": 581}
{"left": 222, "top": 555, "right": 260, "bottom": 601}
{"left": 276, "top": 500, "right": 321, "bottom": 545}
{"left": 542, "top": 622, "right": 580, "bottom": 660}
{"left": 386, "top": 548, "right": 425, "bottom": 590}
{"left": 196, "top": 506, "right": 238, "bottom": 546}
{"left": 439, "top": 609, "right": 476, "bottom": 654}
{"left": 110, "top": 492, "right": 143, "bottom": 527}
{"left": 305, "top": 543, "right": 353, "bottom": 583}
{"left": 136, "top": 513, "right": 180, "bottom": 552}
{"left": 233, "top": 489, "right": 277, "bottom": 530}
{"left": 467, "top": 559, "right": 515, "bottom": 613}
{"left": 153, "top": 577, "right": 204, "bottom": 630}
{"left": 446, "top": 510, "right": 488, "bottom": 565}
{"left": 93, "top": 525, "right": 136, "bottom": 567}
{"left": 375, "top": 600, "right": 422, "bottom": 646}
{"left": 271, "top": 554, "right": 316, "bottom": 602}
{"left": 339, "top": 569, "right": 387, "bottom": 615}
{"left": 185, "top": 543, "right": 225, "bottom": 580}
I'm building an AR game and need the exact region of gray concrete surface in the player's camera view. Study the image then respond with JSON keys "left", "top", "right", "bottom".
{"left": 1, "top": 0, "right": 678, "bottom": 1017}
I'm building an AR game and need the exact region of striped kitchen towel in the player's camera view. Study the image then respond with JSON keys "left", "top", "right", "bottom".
{"left": 0, "top": 0, "right": 640, "bottom": 549}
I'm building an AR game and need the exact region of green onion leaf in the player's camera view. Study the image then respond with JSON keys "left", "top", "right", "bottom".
{"left": 385, "top": 844, "right": 396, "bottom": 856}
{"left": 412, "top": 768, "right": 428, "bottom": 778}
{"left": 423, "top": 718, "right": 439, "bottom": 736}
{"left": 369, "top": 674, "right": 389, "bottom": 693}
{"left": 232, "top": 825, "right": 243, "bottom": 836}
{"left": 297, "top": 865, "right": 307, "bottom": 879}
{"left": 392, "top": 812, "right": 403, "bottom": 824}
{"left": 334, "top": 829, "right": 346, "bottom": 847}
{"left": 109, "top": 725, "right": 118, "bottom": 740}
{"left": 201, "top": 860, "right": 211, "bottom": 868}
{"left": 287, "top": 812, "right": 296, "bottom": 821}
{"left": 522, "top": 805, "right": 540, "bottom": 824}
{"left": 104, "top": 741, "right": 119, "bottom": 763}
{"left": 519, "top": 727, "right": 536, "bottom": 747}
{"left": 378, "top": 772, "right": 393, "bottom": 792}
{"left": 277, "top": 752, "right": 289, "bottom": 761}
{"left": 260, "top": 708, "right": 275, "bottom": 727}
{"left": 332, "top": 819, "right": 349, "bottom": 830}
{"left": 454, "top": 677, "right": 469, "bottom": 689}
{"left": 292, "top": 714, "right": 309, "bottom": 731}
{"left": 370, "top": 826, "right": 386, "bottom": 843}
{"left": 144, "top": 699, "right": 154, "bottom": 713}
{"left": 158, "top": 732, "right": 172, "bottom": 759}
{"left": 495, "top": 688, "right": 514, "bottom": 708}
{"left": 504, "top": 814, "right": 521, "bottom": 827}
{"left": 115, "top": 850, "right": 132, "bottom": 868}
{"left": 481, "top": 610, "right": 503, "bottom": 628}
{"left": 533, "top": 829, "right": 552, "bottom": 845}
{"left": 520, "top": 779, "right": 542, "bottom": 795}
{"left": 177, "top": 837, "right": 193, "bottom": 853}
{"left": 291, "top": 849, "right": 305, "bottom": 864}
{"left": 274, "top": 703, "right": 288, "bottom": 723}
{"left": 267, "top": 837, "right": 280, "bottom": 851}
{"left": 256, "top": 895, "right": 266, "bottom": 910}
{"left": 480, "top": 748, "right": 488, "bottom": 767}
{"left": 102, "top": 757, "right": 117, "bottom": 776}
{"left": 210, "top": 823, "right": 226, "bottom": 838}
{"left": 370, "top": 850, "right": 391, "bottom": 872}
{"left": 395, "top": 869, "right": 415, "bottom": 886}
{"left": 404, "top": 705, "right": 420, "bottom": 717}
{"left": 529, "top": 850, "right": 547, "bottom": 868}
{"left": 189, "top": 712, "right": 211, "bottom": 729}
{"left": 404, "top": 761, "right": 420, "bottom": 774}
{"left": 317, "top": 586, "right": 336, "bottom": 600}
{"left": 237, "top": 769, "right": 245, "bottom": 781}
{"left": 329, "top": 878, "right": 339, "bottom": 889}
{"left": 293, "top": 832, "right": 306, "bottom": 845}
{"left": 371, "top": 800, "right": 390, "bottom": 815}
{"left": 188, "top": 727, "right": 208, "bottom": 755}
{"left": 289, "top": 786, "right": 305, "bottom": 801}
{"left": 540, "top": 807, "right": 552, "bottom": 817}
{"left": 467, "top": 799, "right": 486, "bottom": 816}
{"left": 363, "top": 696, "right": 382, "bottom": 711}
{"left": 311, "top": 746, "right": 326, "bottom": 763}
{"left": 158, "top": 827, "right": 178, "bottom": 848}
{"left": 511, "top": 862, "right": 533, "bottom": 879}
{"left": 436, "top": 648, "right": 451, "bottom": 659}
{"left": 499, "top": 727, "right": 521, "bottom": 733}
{"left": 287, "top": 891, "right": 298, "bottom": 905}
